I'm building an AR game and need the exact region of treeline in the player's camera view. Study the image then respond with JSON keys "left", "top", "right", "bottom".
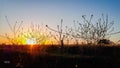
{"left": 0, "top": 14, "right": 120, "bottom": 45}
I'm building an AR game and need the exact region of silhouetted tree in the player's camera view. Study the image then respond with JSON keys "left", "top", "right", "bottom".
{"left": 98, "top": 39, "right": 112, "bottom": 44}
{"left": 75, "top": 14, "right": 120, "bottom": 44}
{"left": 73, "top": 15, "right": 94, "bottom": 44}
{"left": 4, "top": 16, "right": 23, "bottom": 44}
{"left": 46, "top": 19, "right": 66, "bottom": 47}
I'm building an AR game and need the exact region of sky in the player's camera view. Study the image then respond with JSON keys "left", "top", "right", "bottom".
{"left": 0, "top": 0, "right": 120, "bottom": 43}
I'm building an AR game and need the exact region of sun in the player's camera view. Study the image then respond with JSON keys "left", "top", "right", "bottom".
{"left": 26, "top": 38, "right": 36, "bottom": 45}
{"left": 17, "top": 31, "right": 50, "bottom": 45}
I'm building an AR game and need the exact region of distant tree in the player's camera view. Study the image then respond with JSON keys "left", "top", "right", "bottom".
{"left": 97, "top": 39, "right": 112, "bottom": 44}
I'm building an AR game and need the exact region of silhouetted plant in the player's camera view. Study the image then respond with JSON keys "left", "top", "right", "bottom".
{"left": 46, "top": 19, "right": 66, "bottom": 47}
{"left": 1, "top": 16, "right": 49, "bottom": 45}
{"left": 74, "top": 14, "right": 120, "bottom": 44}
{"left": 1, "top": 14, "right": 120, "bottom": 45}
{"left": 72, "top": 15, "right": 93, "bottom": 44}
{"left": 93, "top": 14, "right": 120, "bottom": 44}
{"left": 4, "top": 16, "right": 23, "bottom": 44}
{"left": 21, "top": 23, "right": 49, "bottom": 45}
{"left": 64, "top": 26, "right": 73, "bottom": 45}
{"left": 98, "top": 39, "right": 112, "bottom": 44}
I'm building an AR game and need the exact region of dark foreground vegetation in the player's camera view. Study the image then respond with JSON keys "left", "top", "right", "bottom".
{"left": 0, "top": 44, "right": 120, "bottom": 68}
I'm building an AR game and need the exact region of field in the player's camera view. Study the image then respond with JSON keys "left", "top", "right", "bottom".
{"left": 0, "top": 44, "right": 120, "bottom": 68}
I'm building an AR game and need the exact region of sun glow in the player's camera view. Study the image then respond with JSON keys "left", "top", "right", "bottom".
{"left": 26, "top": 38, "right": 36, "bottom": 45}
{"left": 8, "top": 30, "right": 51, "bottom": 45}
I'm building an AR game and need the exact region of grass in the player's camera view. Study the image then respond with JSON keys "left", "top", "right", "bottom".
{"left": 0, "top": 44, "right": 120, "bottom": 68}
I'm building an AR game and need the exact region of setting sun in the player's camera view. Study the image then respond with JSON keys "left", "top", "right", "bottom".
{"left": 26, "top": 38, "right": 36, "bottom": 45}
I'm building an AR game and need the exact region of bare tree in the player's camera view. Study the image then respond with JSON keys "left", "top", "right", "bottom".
{"left": 94, "top": 14, "right": 113, "bottom": 41}
{"left": 73, "top": 15, "right": 94, "bottom": 44}
{"left": 93, "top": 14, "right": 120, "bottom": 44}
{"left": 46, "top": 19, "right": 66, "bottom": 47}
{"left": 4, "top": 16, "right": 23, "bottom": 44}
{"left": 75, "top": 14, "right": 120, "bottom": 44}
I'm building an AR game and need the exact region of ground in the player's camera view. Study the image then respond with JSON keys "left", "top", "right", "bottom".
{"left": 0, "top": 44, "right": 120, "bottom": 68}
